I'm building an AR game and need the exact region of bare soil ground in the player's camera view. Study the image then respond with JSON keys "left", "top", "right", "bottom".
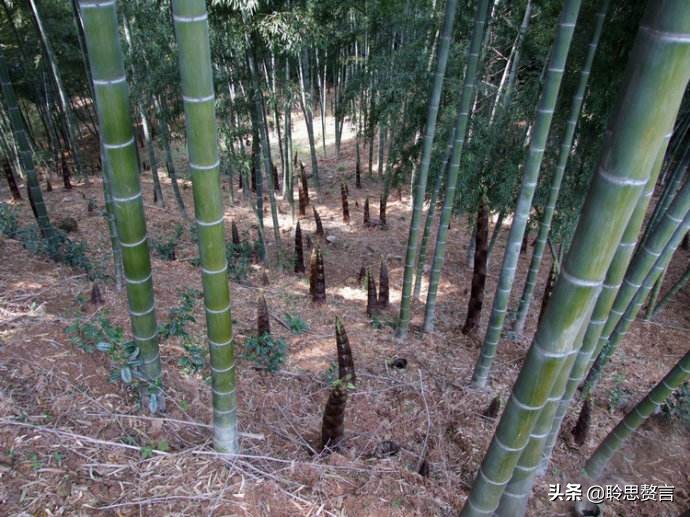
{"left": 1, "top": 120, "right": 688, "bottom": 516}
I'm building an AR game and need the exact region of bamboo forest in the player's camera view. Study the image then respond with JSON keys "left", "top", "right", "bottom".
{"left": 2, "top": 0, "right": 690, "bottom": 514}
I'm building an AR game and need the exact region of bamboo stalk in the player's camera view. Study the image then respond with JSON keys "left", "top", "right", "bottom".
{"left": 584, "top": 350, "right": 690, "bottom": 479}
{"left": 396, "top": 0, "right": 458, "bottom": 339}
{"left": 172, "top": 0, "right": 237, "bottom": 452}
{"left": 79, "top": 0, "right": 162, "bottom": 408}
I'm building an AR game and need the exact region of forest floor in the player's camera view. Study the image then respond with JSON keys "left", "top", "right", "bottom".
{"left": 0, "top": 118, "right": 689, "bottom": 516}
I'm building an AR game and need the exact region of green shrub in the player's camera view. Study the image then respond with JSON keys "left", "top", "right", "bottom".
{"left": 661, "top": 381, "right": 690, "bottom": 427}
{"left": 153, "top": 224, "right": 184, "bottom": 260}
{"left": 0, "top": 203, "right": 19, "bottom": 238}
{"left": 159, "top": 288, "right": 200, "bottom": 340}
{"left": 226, "top": 240, "right": 254, "bottom": 282}
{"left": 243, "top": 333, "right": 287, "bottom": 373}
{"left": 284, "top": 312, "right": 309, "bottom": 334}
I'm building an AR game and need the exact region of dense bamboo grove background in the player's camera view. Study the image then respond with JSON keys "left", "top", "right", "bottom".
{"left": 0, "top": 0, "right": 688, "bottom": 514}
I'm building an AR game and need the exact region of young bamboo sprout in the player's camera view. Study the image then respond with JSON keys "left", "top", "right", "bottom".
{"left": 313, "top": 206, "right": 324, "bottom": 237}
{"left": 335, "top": 317, "right": 356, "bottom": 384}
{"left": 355, "top": 160, "right": 361, "bottom": 189}
{"left": 379, "top": 195, "right": 386, "bottom": 228}
{"left": 363, "top": 197, "right": 370, "bottom": 225}
{"left": 341, "top": 183, "right": 350, "bottom": 223}
{"left": 367, "top": 268, "right": 378, "bottom": 316}
{"left": 357, "top": 265, "right": 366, "bottom": 286}
{"left": 537, "top": 257, "right": 558, "bottom": 326}
{"left": 321, "top": 383, "right": 347, "bottom": 451}
{"left": 300, "top": 161, "right": 309, "bottom": 204}
{"left": 231, "top": 220, "right": 241, "bottom": 246}
{"left": 298, "top": 187, "right": 307, "bottom": 216}
{"left": 90, "top": 282, "right": 104, "bottom": 306}
{"left": 294, "top": 222, "right": 305, "bottom": 274}
{"left": 462, "top": 202, "right": 489, "bottom": 335}
{"left": 310, "top": 247, "right": 326, "bottom": 302}
{"left": 257, "top": 295, "right": 270, "bottom": 337}
{"left": 571, "top": 397, "right": 590, "bottom": 446}
{"left": 378, "top": 258, "right": 389, "bottom": 308}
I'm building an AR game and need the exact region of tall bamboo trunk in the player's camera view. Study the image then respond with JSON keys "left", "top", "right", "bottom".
{"left": 584, "top": 178, "right": 690, "bottom": 396}
{"left": 298, "top": 51, "right": 320, "bottom": 189}
{"left": 0, "top": 52, "right": 55, "bottom": 242}
{"left": 539, "top": 139, "right": 671, "bottom": 472}
{"left": 80, "top": 0, "right": 162, "bottom": 410}
{"left": 172, "top": 0, "right": 237, "bottom": 452}
{"left": 100, "top": 146, "right": 124, "bottom": 290}
{"left": 29, "top": 0, "right": 86, "bottom": 179}
{"left": 248, "top": 45, "right": 281, "bottom": 248}
{"left": 395, "top": 0, "right": 458, "bottom": 339}
{"left": 3, "top": 159, "right": 21, "bottom": 200}
{"left": 650, "top": 261, "right": 690, "bottom": 318}
{"left": 154, "top": 96, "right": 187, "bottom": 218}
{"left": 584, "top": 350, "right": 690, "bottom": 479}
{"left": 413, "top": 126, "right": 455, "bottom": 300}
{"left": 138, "top": 104, "right": 165, "bottom": 207}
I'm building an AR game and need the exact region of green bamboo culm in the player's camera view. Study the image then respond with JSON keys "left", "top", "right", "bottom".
{"left": 584, "top": 350, "right": 690, "bottom": 479}
{"left": 412, "top": 126, "right": 454, "bottom": 301}
{"left": 74, "top": 0, "right": 123, "bottom": 288}
{"left": 172, "top": 0, "right": 238, "bottom": 453}
{"left": 650, "top": 261, "right": 690, "bottom": 318}
{"left": 587, "top": 209, "right": 690, "bottom": 393}
{"left": 471, "top": 0, "right": 582, "bottom": 388}
{"left": 29, "top": 0, "right": 86, "bottom": 179}
{"left": 513, "top": 0, "right": 609, "bottom": 337}
{"left": 460, "top": 2, "right": 690, "bottom": 513}
{"left": 395, "top": 0, "right": 458, "bottom": 340}
{"left": 643, "top": 269, "right": 666, "bottom": 320}
{"left": 495, "top": 321, "right": 590, "bottom": 516}
{"left": 0, "top": 51, "right": 55, "bottom": 242}
{"left": 100, "top": 146, "right": 124, "bottom": 290}
{"left": 642, "top": 145, "right": 689, "bottom": 244}
{"left": 422, "top": 0, "right": 489, "bottom": 332}
{"left": 539, "top": 138, "right": 671, "bottom": 473}
{"left": 583, "top": 178, "right": 690, "bottom": 397}
{"left": 79, "top": 0, "right": 163, "bottom": 408}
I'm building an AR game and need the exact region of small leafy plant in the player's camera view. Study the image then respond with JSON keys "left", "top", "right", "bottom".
{"left": 607, "top": 372, "right": 630, "bottom": 412}
{"left": 153, "top": 224, "right": 184, "bottom": 260}
{"left": 284, "top": 312, "right": 309, "bottom": 334}
{"left": 226, "top": 239, "right": 254, "bottom": 282}
{"left": 178, "top": 342, "right": 206, "bottom": 375}
{"left": 67, "top": 311, "right": 143, "bottom": 389}
{"left": 243, "top": 333, "right": 287, "bottom": 373}
{"left": 322, "top": 361, "right": 337, "bottom": 384}
{"left": 159, "top": 288, "right": 200, "bottom": 340}
{"left": 660, "top": 381, "right": 690, "bottom": 427}
{"left": 66, "top": 311, "right": 122, "bottom": 353}
{"left": 0, "top": 202, "right": 19, "bottom": 237}
{"left": 159, "top": 289, "right": 208, "bottom": 376}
